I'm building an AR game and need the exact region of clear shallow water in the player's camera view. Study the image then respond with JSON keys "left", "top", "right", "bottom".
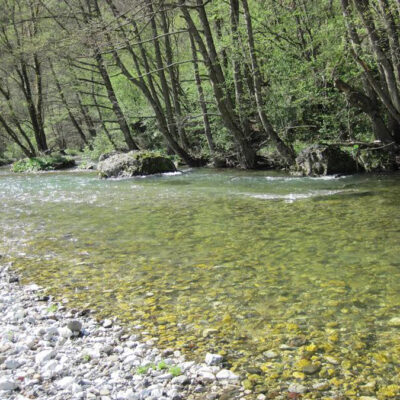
{"left": 1, "top": 167, "right": 400, "bottom": 397}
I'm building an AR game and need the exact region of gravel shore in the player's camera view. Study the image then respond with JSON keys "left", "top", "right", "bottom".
{"left": 0, "top": 264, "right": 243, "bottom": 400}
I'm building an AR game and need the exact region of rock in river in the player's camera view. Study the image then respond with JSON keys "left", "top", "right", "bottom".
{"left": 294, "top": 144, "right": 360, "bottom": 176}
{"left": 97, "top": 151, "right": 176, "bottom": 178}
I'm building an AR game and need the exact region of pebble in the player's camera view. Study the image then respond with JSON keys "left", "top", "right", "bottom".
{"left": 59, "top": 326, "right": 73, "bottom": 338}
{"left": 56, "top": 376, "right": 75, "bottom": 389}
{"left": 0, "top": 264, "right": 240, "bottom": 400}
{"left": 67, "top": 319, "right": 82, "bottom": 333}
{"left": 205, "top": 353, "right": 223, "bottom": 366}
{"left": 35, "top": 349, "right": 56, "bottom": 365}
{"left": 288, "top": 383, "right": 308, "bottom": 394}
{"left": 5, "top": 358, "right": 23, "bottom": 370}
{"left": 388, "top": 317, "right": 400, "bottom": 327}
{"left": 264, "top": 350, "right": 278, "bottom": 359}
{"left": 216, "top": 369, "right": 239, "bottom": 381}
{"left": 0, "top": 377, "right": 17, "bottom": 391}
{"left": 325, "top": 356, "right": 339, "bottom": 365}
{"left": 103, "top": 319, "right": 113, "bottom": 328}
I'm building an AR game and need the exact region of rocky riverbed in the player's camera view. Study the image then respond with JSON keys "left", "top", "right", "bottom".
{"left": 0, "top": 264, "right": 244, "bottom": 400}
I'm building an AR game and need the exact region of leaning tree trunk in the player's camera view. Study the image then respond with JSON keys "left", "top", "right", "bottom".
{"left": 335, "top": 79, "right": 395, "bottom": 144}
{"left": 50, "top": 62, "right": 89, "bottom": 146}
{"left": 87, "top": 0, "right": 139, "bottom": 151}
{"left": 241, "top": 0, "right": 295, "bottom": 165}
{"left": 103, "top": 0, "right": 203, "bottom": 167}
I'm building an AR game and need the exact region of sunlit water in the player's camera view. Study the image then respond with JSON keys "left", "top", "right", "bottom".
{"left": 1, "top": 167, "right": 399, "bottom": 397}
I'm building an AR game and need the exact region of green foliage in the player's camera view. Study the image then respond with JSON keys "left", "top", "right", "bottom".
{"left": 168, "top": 366, "right": 182, "bottom": 377}
{"left": 1, "top": 0, "right": 395, "bottom": 168}
{"left": 136, "top": 363, "right": 156, "bottom": 375}
{"left": 135, "top": 361, "right": 181, "bottom": 376}
{"left": 82, "top": 354, "right": 91, "bottom": 363}
{"left": 46, "top": 304, "right": 58, "bottom": 313}
{"left": 157, "top": 360, "right": 168, "bottom": 370}
{"left": 83, "top": 134, "right": 119, "bottom": 161}
{"left": 64, "top": 149, "right": 81, "bottom": 156}
{"left": 11, "top": 155, "right": 75, "bottom": 172}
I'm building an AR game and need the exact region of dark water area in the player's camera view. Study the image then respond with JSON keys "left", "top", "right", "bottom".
{"left": 1, "top": 167, "right": 399, "bottom": 397}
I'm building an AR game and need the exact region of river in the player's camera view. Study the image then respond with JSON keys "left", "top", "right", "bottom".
{"left": 1, "top": 167, "right": 399, "bottom": 396}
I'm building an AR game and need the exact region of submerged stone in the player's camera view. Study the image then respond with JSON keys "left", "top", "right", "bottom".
{"left": 97, "top": 151, "right": 176, "bottom": 178}
{"left": 288, "top": 383, "right": 308, "bottom": 394}
{"left": 388, "top": 317, "right": 400, "bottom": 327}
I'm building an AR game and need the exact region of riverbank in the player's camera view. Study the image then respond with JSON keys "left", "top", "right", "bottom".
{"left": 0, "top": 263, "right": 243, "bottom": 400}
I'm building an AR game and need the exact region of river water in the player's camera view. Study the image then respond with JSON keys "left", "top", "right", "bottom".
{"left": 1, "top": 167, "right": 399, "bottom": 397}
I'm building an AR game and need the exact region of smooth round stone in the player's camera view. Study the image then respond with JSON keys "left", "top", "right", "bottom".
{"left": 388, "top": 317, "right": 400, "bottom": 327}
{"left": 216, "top": 369, "right": 239, "bottom": 381}
{"left": 171, "top": 375, "right": 190, "bottom": 385}
{"left": 59, "top": 327, "right": 73, "bottom": 338}
{"left": 205, "top": 353, "right": 223, "bottom": 366}
{"left": 67, "top": 320, "right": 82, "bottom": 332}
{"left": 264, "top": 350, "right": 278, "bottom": 359}
{"left": 288, "top": 383, "right": 308, "bottom": 394}
{"left": 0, "top": 377, "right": 17, "bottom": 391}
{"left": 303, "top": 364, "right": 320, "bottom": 375}
{"left": 56, "top": 376, "right": 75, "bottom": 389}
{"left": 198, "top": 371, "right": 216, "bottom": 382}
{"left": 5, "top": 359, "right": 23, "bottom": 370}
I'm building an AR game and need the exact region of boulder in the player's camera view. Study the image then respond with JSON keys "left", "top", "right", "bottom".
{"left": 97, "top": 151, "right": 176, "bottom": 178}
{"left": 294, "top": 144, "right": 359, "bottom": 176}
{"left": 356, "top": 147, "right": 398, "bottom": 172}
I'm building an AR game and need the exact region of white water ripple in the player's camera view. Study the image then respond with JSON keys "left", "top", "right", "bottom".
{"left": 244, "top": 189, "right": 351, "bottom": 203}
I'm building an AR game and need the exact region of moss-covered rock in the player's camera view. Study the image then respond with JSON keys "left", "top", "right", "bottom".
{"left": 97, "top": 151, "right": 176, "bottom": 178}
{"left": 11, "top": 155, "right": 76, "bottom": 172}
{"left": 356, "top": 148, "right": 398, "bottom": 172}
{"left": 294, "top": 144, "right": 360, "bottom": 176}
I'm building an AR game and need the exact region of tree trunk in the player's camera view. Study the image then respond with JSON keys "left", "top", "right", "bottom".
{"left": 335, "top": 79, "right": 395, "bottom": 144}
{"left": 241, "top": 0, "right": 296, "bottom": 165}
{"left": 159, "top": 10, "right": 190, "bottom": 150}
{"left": 103, "top": 0, "right": 203, "bottom": 166}
{"left": 50, "top": 62, "right": 89, "bottom": 146}
{"left": 87, "top": 0, "right": 139, "bottom": 151}
{"left": 230, "top": 0, "right": 252, "bottom": 139}
{"left": 180, "top": 0, "right": 257, "bottom": 168}
{"left": 0, "top": 114, "right": 35, "bottom": 157}
{"left": 20, "top": 60, "right": 48, "bottom": 153}
{"left": 352, "top": 0, "right": 400, "bottom": 113}
{"left": 188, "top": 31, "right": 216, "bottom": 155}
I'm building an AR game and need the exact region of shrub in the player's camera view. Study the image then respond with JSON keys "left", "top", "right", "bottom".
{"left": 11, "top": 155, "right": 76, "bottom": 172}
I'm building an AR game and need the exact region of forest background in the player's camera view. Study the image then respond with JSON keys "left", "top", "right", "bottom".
{"left": 1, "top": 0, "right": 399, "bottom": 169}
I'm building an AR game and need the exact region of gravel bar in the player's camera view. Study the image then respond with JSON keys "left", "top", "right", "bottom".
{"left": 0, "top": 264, "right": 245, "bottom": 400}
